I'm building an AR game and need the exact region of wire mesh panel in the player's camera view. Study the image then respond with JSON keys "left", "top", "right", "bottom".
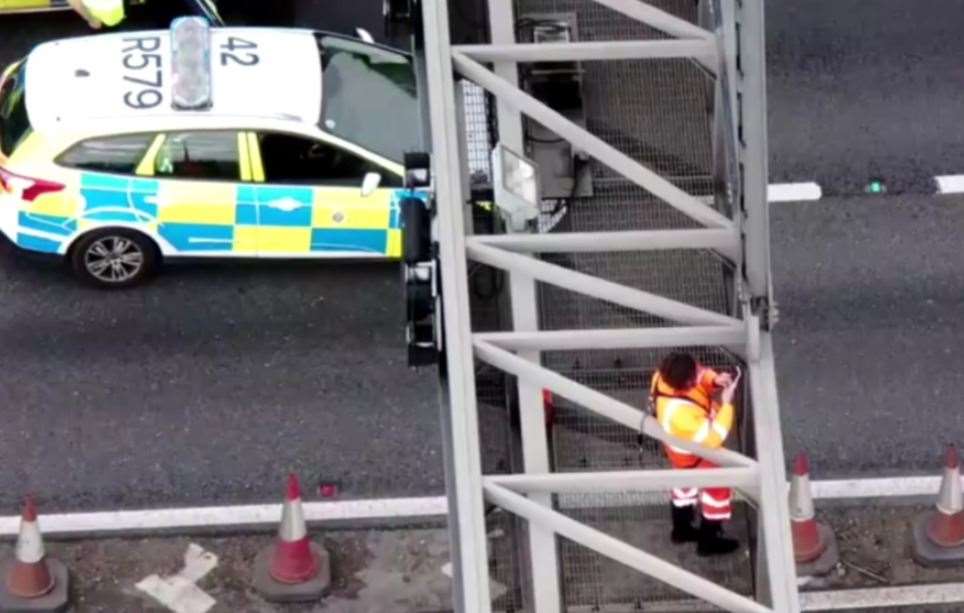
{"left": 463, "top": 80, "right": 496, "bottom": 188}
{"left": 557, "top": 503, "right": 754, "bottom": 608}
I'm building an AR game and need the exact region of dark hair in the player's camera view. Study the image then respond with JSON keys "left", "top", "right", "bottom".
{"left": 659, "top": 352, "right": 697, "bottom": 389}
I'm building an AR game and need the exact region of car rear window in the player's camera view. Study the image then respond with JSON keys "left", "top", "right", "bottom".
{"left": 0, "top": 61, "right": 32, "bottom": 157}
{"left": 57, "top": 134, "right": 154, "bottom": 175}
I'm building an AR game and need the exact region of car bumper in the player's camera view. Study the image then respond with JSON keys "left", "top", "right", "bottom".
{"left": 0, "top": 192, "right": 66, "bottom": 256}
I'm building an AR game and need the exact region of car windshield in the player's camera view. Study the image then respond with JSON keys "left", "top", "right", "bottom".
{"left": 0, "top": 61, "right": 32, "bottom": 157}
{"left": 317, "top": 35, "right": 420, "bottom": 163}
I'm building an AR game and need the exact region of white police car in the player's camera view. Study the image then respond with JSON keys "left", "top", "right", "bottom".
{"left": 0, "top": 17, "right": 422, "bottom": 286}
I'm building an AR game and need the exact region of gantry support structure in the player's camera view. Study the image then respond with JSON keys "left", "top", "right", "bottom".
{"left": 420, "top": 0, "right": 798, "bottom": 610}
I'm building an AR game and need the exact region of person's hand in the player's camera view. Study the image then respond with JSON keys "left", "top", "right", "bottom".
{"left": 720, "top": 367, "right": 741, "bottom": 405}
{"left": 714, "top": 372, "right": 733, "bottom": 388}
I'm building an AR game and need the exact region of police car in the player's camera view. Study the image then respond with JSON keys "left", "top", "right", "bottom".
{"left": 0, "top": 18, "right": 421, "bottom": 287}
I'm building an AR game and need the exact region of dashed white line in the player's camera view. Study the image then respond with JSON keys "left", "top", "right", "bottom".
{"left": 767, "top": 182, "right": 823, "bottom": 202}
{"left": 935, "top": 174, "right": 964, "bottom": 194}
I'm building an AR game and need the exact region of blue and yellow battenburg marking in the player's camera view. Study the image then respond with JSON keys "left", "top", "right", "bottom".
{"left": 13, "top": 172, "right": 411, "bottom": 257}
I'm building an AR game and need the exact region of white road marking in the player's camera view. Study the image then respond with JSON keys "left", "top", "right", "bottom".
{"left": 0, "top": 496, "right": 448, "bottom": 537}
{"left": 801, "top": 583, "right": 964, "bottom": 610}
{"left": 0, "top": 474, "right": 946, "bottom": 538}
{"left": 767, "top": 182, "right": 823, "bottom": 202}
{"left": 935, "top": 175, "right": 964, "bottom": 194}
{"left": 136, "top": 544, "right": 218, "bottom": 613}
{"left": 811, "top": 475, "right": 939, "bottom": 499}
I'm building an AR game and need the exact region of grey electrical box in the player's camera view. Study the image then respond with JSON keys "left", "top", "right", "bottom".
{"left": 519, "top": 12, "right": 594, "bottom": 200}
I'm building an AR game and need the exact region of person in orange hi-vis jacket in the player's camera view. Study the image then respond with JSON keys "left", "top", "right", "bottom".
{"left": 650, "top": 351, "right": 741, "bottom": 556}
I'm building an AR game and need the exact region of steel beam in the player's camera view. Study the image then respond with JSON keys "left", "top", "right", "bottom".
{"left": 487, "top": 0, "right": 524, "bottom": 149}
{"left": 421, "top": 1, "right": 491, "bottom": 610}
{"left": 468, "top": 228, "right": 740, "bottom": 261}
{"left": 473, "top": 338, "right": 756, "bottom": 469}
{"left": 451, "top": 51, "right": 733, "bottom": 230}
{"left": 467, "top": 241, "right": 740, "bottom": 327}
{"left": 748, "top": 335, "right": 801, "bottom": 611}
{"left": 508, "top": 270, "right": 562, "bottom": 612}
{"left": 474, "top": 325, "right": 745, "bottom": 352}
{"left": 484, "top": 482, "right": 772, "bottom": 613}
{"left": 735, "top": 0, "right": 772, "bottom": 302}
{"left": 454, "top": 39, "right": 717, "bottom": 65}
{"left": 592, "top": 0, "right": 714, "bottom": 40}
{"left": 487, "top": 0, "right": 562, "bottom": 609}
{"left": 485, "top": 466, "right": 759, "bottom": 494}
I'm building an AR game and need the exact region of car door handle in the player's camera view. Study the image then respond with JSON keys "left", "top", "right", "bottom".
{"left": 265, "top": 197, "right": 304, "bottom": 212}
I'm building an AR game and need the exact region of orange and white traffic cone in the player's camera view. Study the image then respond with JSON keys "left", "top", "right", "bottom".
{"left": 0, "top": 496, "right": 70, "bottom": 612}
{"left": 253, "top": 474, "right": 331, "bottom": 602}
{"left": 926, "top": 445, "right": 964, "bottom": 547}
{"left": 913, "top": 445, "right": 964, "bottom": 566}
{"left": 788, "top": 452, "right": 838, "bottom": 576}
{"left": 7, "top": 496, "right": 53, "bottom": 598}
{"left": 271, "top": 474, "right": 318, "bottom": 583}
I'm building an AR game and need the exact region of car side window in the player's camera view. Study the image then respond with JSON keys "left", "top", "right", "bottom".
{"left": 57, "top": 134, "right": 154, "bottom": 175}
{"left": 256, "top": 132, "right": 401, "bottom": 187}
{"left": 154, "top": 131, "right": 240, "bottom": 181}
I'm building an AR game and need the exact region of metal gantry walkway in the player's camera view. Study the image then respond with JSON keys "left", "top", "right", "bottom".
{"left": 419, "top": 0, "right": 798, "bottom": 610}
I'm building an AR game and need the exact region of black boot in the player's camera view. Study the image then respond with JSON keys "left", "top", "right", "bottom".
{"left": 670, "top": 505, "right": 699, "bottom": 543}
{"left": 697, "top": 518, "right": 740, "bottom": 556}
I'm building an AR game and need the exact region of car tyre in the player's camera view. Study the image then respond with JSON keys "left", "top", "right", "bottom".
{"left": 70, "top": 229, "right": 159, "bottom": 289}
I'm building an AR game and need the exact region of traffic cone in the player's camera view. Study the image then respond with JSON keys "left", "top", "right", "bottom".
{"left": 252, "top": 474, "right": 331, "bottom": 603}
{"left": 926, "top": 445, "right": 964, "bottom": 547}
{"left": 788, "top": 452, "right": 838, "bottom": 576}
{"left": 6, "top": 497, "right": 53, "bottom": 598}
{"left": 790, "top": 452, "right": 826, "bottom": 562}
{"left": 271, "top": 474, "right": 317, "bottom": 583}
{"left": 912, "top": 445, "right": 964, "bottom": 566}
{"left": 0, "top": 497, "right": 70, "bottom": 612}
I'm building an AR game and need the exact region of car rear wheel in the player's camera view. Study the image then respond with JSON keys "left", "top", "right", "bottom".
{"left": 70, "top": 229, "right": 158, "bottom": 289}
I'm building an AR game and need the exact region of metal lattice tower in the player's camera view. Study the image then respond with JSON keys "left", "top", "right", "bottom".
{"left": 420, "top": 0, "right": 798, "bottom": 610}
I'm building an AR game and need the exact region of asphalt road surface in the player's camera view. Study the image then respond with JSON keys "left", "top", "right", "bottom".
{"left": 766, "top": 0, "right": 964, "bottom": 195}
{"left": 772, "top": 194, "right": 964, "bottom": 476}
{"left": 1, "top": 1, "right": 962, "bottom": 513}
{"left": 0, "top": 5, "right": 444, "bottom": 513}
{"left": 766, "top": 2, "right": 964, "bottom": 476}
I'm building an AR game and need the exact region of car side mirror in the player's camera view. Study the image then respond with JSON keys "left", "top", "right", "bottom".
{"left": 361, "top": 172, "right": 382, "bottom": 197}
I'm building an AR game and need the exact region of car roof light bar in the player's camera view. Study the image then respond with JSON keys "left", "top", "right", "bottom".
{"left": 170, "top": 17, "right": 212, "bottom": 110}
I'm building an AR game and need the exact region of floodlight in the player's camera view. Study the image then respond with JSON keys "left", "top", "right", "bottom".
{"left": 492, "top": 143, "right": 540, "bottom": 232}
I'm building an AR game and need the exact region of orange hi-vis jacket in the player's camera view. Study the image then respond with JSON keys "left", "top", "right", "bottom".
{"left": 650, "top": 368, "right": 734, "bottom": 468}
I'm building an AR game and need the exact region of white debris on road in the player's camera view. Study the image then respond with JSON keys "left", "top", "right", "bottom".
{"left": 135, "top": 543, "right": 218, "bottom": 613}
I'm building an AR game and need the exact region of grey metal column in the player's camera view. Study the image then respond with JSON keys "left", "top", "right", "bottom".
{"left": 735, "top": 0, "right": 773, "bottom": 307}
{"left": 422, "top": 0, "right": 492, "bottom": 610}
{"left": 749, "top": 335, "right": 800, "bottom": 610}
{"left": 488, "top": 1, "right": 563, "bottom": 610}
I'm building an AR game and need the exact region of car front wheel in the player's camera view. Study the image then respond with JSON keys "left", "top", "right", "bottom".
{"left": 70, "top": 229, "right": 158, "bottom": 288}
